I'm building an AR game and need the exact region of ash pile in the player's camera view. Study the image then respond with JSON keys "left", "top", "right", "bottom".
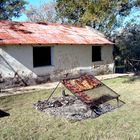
{"left": 34, "top": 95, "right": 118, "bottom": 121}
{"left": 33, "top": 74, "right": 124, "bottom": 121}
{"left": 34, "top": 95, "right": 96, "bottom": 120}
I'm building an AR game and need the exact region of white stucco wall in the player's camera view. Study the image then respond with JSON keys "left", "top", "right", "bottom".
{"left": 54, "top": 45, "right": 113, "bottom": 70}
{"left": 0, "top": 44, "right": 113, "bottom": 78}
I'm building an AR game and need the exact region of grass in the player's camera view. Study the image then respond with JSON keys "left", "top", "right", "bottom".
{"left": 0, "top": 76, "right": 140, "bottom": 140}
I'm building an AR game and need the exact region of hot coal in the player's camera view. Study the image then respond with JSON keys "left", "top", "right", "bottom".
{"left": 33, "top": 95, "right": 121, "bottom": 121}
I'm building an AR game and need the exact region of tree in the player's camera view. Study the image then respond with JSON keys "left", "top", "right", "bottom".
{"left": 0, "top": 0, "right": 27, "bottom": 20}
{"left": 56, "top": 0, "right": 129, "bottom": 28}
{"left": 111, "top": 2, "right": 140, "bottom": 72}
{"left": 114, "top": 25, "right": 140, "bottom": 72}
{"left": 115, "top": 26, "right": 140, "bottom": 58}
{"left": 25, "top": 0, "right": 60, "bottom": 23}
{"left": 56, "top": 0, "right": 88, "bottom": 24}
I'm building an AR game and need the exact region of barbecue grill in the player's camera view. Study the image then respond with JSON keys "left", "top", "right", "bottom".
{"left": 46, "top": 74, "right": 124, "bottom": 115}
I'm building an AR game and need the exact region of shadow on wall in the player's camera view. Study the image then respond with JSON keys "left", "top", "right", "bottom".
{"left": 0, "top": 48, "right": 37, "bottom": 78}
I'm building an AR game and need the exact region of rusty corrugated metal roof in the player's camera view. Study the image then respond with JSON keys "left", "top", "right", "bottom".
{"left": 0, "top": 20, "right": 113, "bottom": 46}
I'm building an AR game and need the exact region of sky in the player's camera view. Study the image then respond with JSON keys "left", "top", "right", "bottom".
{"left": 13, "top": 0, "right": 51, "bottom": 21}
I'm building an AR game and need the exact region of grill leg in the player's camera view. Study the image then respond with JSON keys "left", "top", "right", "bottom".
{"left": 117, "top": 97, "right": 119, "bottom": 107}
{"left": 62, "top": 90, "right": 66, "bottom": 96}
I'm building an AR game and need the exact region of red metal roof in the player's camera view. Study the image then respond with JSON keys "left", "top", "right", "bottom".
{"left": 0, "top": 20, "right": 113, "bottom": 46}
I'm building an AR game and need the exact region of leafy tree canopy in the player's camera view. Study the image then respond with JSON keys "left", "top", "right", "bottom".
{"left": 0, "top": 0, "right": 27, "bottom": 20}
{"left": 112, "top": 1, "right": 140, "bottom": 59}
{"left": 56, "top": 0, "right": 129, "bottom": 27}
